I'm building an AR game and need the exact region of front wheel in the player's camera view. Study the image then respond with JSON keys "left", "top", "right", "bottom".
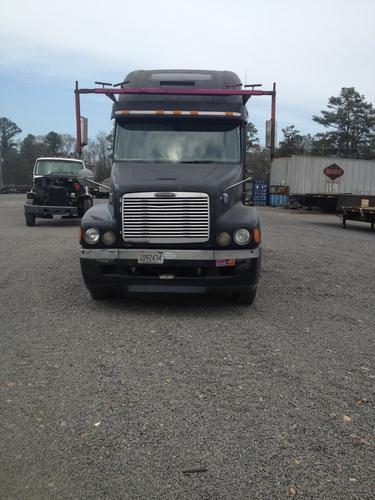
{"left": 25, "top": 213, "right": 36, "bottom": 226}
{"left": 83, "top": 198, "right": 92, "bottom": 213}
{"left": 78, "top": 198, "right": 93, "bottom": 217}
{"left": 87, "top": 286, "right": 113, "bottom": 300}
{"left": 234, "top": 286, "right": 257, "bottom": 305}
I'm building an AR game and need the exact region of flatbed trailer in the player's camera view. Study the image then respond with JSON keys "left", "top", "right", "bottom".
{"left": 339, "top": 206, "right": 375, "bottom": 230}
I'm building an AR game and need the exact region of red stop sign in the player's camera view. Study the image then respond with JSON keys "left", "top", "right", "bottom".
{"left": 324, "top": 164, "right": 344, "bottom": 180}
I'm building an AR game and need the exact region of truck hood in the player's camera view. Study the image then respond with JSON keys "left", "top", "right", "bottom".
{"left": 111, "top": 162, "right": 243, "bottom": 200}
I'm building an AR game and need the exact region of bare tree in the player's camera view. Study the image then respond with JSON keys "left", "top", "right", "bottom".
{"left": 88, "top": 131, "right": 112, "bottom": 180}
{"left": 59, "top": 134, "right": 76, "bottom": 157}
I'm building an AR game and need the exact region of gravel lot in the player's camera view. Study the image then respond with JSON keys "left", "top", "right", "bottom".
{"left": 0, "top": 194, "right": 374, "bottom": 499}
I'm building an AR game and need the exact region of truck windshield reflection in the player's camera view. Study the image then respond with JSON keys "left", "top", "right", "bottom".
{"left": 35, "top": 160, "right": 83, "bottom": 176}
{"left": 114, "top": 119, "right": 241, "bottom": 163}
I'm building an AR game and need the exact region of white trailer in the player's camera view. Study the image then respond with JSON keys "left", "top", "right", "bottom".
{"left": 270, "top": 155, "right": 375, "bottom": 211}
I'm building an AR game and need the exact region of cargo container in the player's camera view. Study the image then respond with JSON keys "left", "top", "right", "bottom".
{"left": 251, "top": 180, "right": 268, "bottom": 206}
{"left": 270, "top": 156, "right": 375, "bottom": 211}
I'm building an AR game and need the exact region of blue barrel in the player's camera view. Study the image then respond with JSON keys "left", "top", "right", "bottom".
{"left": 270, "top": 193, "right": 289, "bottom": 206}
{"left": 281, "top": 195, "right": 289, "bottom": 206}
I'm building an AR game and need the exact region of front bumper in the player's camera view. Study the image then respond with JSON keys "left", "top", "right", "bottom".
{"left": 24, "top": 203, "right": 78, "bottom": 217}
{"left": 80, "top": 247, "right": 261, "bottom": 295}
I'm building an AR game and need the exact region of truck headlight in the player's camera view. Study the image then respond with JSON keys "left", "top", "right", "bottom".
{"left": 84, "top": 227, "right": 100, "bottom": 244}
{"left": 102, "top": 231, "right": 116, "bottom": 245}
{"left": 216, "top": 232, "right": 231, "bottom": 246}
{"left": 233, "top": 228, "right": 251, "bottom": 245}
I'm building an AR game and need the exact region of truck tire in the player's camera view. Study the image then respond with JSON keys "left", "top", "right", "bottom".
{"left": 88, "top": 286, "right": 112, "bottom": 300}
{"left": 25, "top": 213, "right": 36, "bottom": 227}
{"left": 83, "top": 198, "right": 92, "bottom": 214}
{"left": 79, "top": 198, "right": 92, "bottom": 217}
{"left": 234, "top": 286, "right": 257, "bottom": 305}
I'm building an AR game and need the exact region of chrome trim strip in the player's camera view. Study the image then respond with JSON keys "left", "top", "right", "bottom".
{"left": 123, "top": 192, "right": 208, "bottom": 199}
{"left": 115, "top": 110, "right": 241, "bottom": 117}
{"left": 81, "top": 248, "right": 260, "bottom": 261}
{"left": 80, "top": 248, "right": 260, "bottom": 260}
{"left": 80, "top": 248, "right": 118, "bottom": 260}
{"left": 118, "top": 248, "right": 260, "bottom": 260}
{"left": 121, "top": 237, "right": 209, "bottom": 244}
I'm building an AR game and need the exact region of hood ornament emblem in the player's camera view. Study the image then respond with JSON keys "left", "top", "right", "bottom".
{"left": 154, "top": 192, "right": 176, "bottom": 198}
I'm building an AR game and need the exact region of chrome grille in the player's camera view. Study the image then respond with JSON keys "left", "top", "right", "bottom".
{"left": 122, "top": 192, "right": 210, "bottom": 243}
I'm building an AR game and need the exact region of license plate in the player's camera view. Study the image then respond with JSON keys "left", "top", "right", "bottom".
{"left": 138, "top": 252, "right": 164, "bottom": 264}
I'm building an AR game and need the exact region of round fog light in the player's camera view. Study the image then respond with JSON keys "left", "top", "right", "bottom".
{"left": 216, "top": 231, "right": 231, "bottom": 247}
{"left": 84, "top": 227, "right": 100, "bottom": 244}
{"left": 102, "top": 231, "right": 116, "bottom": 245}
{"left": 234, "top": 228, "right": 251, "bottom": 245}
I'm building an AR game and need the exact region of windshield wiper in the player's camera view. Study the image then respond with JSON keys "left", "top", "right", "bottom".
{"left": 180, "top": 160, "right": 216, "bottom": 164}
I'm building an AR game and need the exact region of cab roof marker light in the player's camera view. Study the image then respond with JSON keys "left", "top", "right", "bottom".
{"left": 75, "top": 81, "right": 276, "bottom": 157}
{"left": 115, "top": 110, "right": 242, "bottom": 117}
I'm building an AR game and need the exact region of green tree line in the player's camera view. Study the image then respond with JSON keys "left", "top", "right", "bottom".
{"left": 2, "top": 87, "right": 375, "bottom": 185}
{"left": 246, "top": 86, "right": 375, "bottom": 180}
{"left": 276, "top": 87, "right": 375, "bottom": 159}
{"left": 0, "top": 120, "right": 112, "bottom": 186}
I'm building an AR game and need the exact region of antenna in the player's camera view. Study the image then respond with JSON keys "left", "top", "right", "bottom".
{"left": 94, "top": 81, "right": 113, "bottom": 88}
{"left": 113, "top": 80, "right": 130, "bottom": 87}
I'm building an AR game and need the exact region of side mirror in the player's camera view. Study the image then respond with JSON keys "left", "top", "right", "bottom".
{"left": 78, "top": 168, "right": 95, "bottom": 187}
{"left": 78, "top": 168, "right": 113, "bottom": 193}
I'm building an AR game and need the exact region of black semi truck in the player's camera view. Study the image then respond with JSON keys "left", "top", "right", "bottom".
{"left": 76, "top": 70, "right": 276, "bottom": 304}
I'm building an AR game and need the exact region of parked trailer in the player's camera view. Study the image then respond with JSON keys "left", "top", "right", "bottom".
{"left": 270, "top": 156, "right": 375, "bottom": 212}
{"left": 339, "top": 205, "right": 375, "bottom": 231}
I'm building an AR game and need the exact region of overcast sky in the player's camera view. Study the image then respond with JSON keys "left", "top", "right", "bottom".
{"left": 1, "top": 0, "right": 374, "bottom": 144}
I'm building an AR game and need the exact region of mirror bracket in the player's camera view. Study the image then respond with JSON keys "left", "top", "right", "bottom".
{"left": 222, "top": 177, "right": 252, "bottom": 202}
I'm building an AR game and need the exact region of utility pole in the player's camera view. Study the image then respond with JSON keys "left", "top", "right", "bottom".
{"left": 0, "top": 150, "right": 3, "bottom": 190}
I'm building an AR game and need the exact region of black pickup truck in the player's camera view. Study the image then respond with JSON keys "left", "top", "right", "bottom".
{"left": 76, "top": 70, "right": 276, "bottom": 304}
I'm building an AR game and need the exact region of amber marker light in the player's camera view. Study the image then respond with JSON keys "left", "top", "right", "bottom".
{"left": 252, "top": 227, "right": 261, "bottom": 244}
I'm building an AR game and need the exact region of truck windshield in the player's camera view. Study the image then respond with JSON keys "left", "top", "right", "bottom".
{"left": 114, "top": 119, "right": 241, "bottom": 163}
{"left": 35, "top": 160, "right": 83, "bottom": 176}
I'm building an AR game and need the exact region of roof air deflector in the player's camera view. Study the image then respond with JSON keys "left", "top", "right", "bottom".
{"left": 160, "top": 81, "right": 195, "bottom": 87}
{"left": 151, "top": 72, "right": 211, "bottom": 81}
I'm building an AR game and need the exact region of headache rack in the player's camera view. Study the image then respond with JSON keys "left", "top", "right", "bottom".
{"left": 74, "top": 80, "right": 276, "bottom": 157}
